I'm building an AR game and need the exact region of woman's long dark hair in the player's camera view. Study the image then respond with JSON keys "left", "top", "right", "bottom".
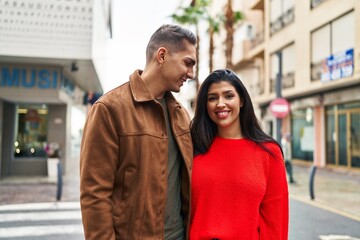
{"left": 190, "top": 69, "right": 281, "bottom": 156}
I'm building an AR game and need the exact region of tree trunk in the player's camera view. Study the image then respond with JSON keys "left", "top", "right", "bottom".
{"left": 225, "top": 0, "right": 234, "bottom": 69}
{"left": 195, "top": 25, "right": 200, "bottom": 91}
{"left": 209, "top": 26, "right": 214, "bottom": 73}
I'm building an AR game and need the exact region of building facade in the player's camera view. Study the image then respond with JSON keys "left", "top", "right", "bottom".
{"left": 0, "top": 0, "right": 112, "bottom": 177}
{"left": 210, "top": 0, "right": 360, "bottom": 171}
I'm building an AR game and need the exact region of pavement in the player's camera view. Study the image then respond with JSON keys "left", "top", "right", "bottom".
{"left": 0, "top": 163, "right": 359, "bottom": 220}
{"left": 0, "top": 174, "right": 80, "bottom": 205}
{"left": 288, "top": 163, "right": 360, "bottom": 222}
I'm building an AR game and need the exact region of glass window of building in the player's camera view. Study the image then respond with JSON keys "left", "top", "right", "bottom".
{"left": 270, "top": 0, "right": 295, "bottom": 35}
{"left": 311, "top": 11, "right": 354, "bottom": 81}
{"left": 291, "top": 108, "right": 314, "bottom": 162}
{"left": 270, "top": 44, "right": 295, "bottom": 92}
{"left": 282, "top": 44, "right": 295, "bottom": 89}
{"left": 326, "top": 102, "right": 360, "bottom": 169}
{"left": 332, "top": 12, "right": 354, "bottom": 54}
{"left": 14, "top": 104, "right": 48, "bottom": 158}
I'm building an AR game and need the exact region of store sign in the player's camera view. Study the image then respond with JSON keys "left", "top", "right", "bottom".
{"left": 0, "top": 67, "right": 59, "bottom": 89}
{"left": 321, "top": 48, "right": 354, "bottom": 82}
{"left": 270, "top": 98, "right": 290, "bottom": 119}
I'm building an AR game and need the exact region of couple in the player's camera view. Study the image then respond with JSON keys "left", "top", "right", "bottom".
{"left": 80, "top": 24, "right": 289, "bottom": 240}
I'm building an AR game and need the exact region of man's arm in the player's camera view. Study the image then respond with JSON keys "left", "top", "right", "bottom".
{"left": 80, "top": 102, "right": 119, "bottom": 239}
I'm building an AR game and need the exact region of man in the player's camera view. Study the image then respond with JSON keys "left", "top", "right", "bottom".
{"left": 80, "top": 24, "right": 197, "bottom": 239}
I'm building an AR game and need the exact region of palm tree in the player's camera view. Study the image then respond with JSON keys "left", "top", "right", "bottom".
{"left": 207, "top": 14, "right": 222, "bottom": 73}
{"left": 206, "top": 1, "right": 243, "bottom": 72}
{"left": 224, "top": 0, "right": 244, "bottom": 69}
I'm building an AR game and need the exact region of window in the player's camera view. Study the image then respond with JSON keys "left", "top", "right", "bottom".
{"left": 311, "top": 11, "right": 355, "bottom": 81}
{"left": 270, "top": 44, "right": 295, "bottom": 92}
{"left": 14, "top": 104, "right": 48, "bottom": 158}
{"left": 291, "top": 109, "right": 314, "bottom": 162}
{"left": 270, "top": 0, "right": 295, "bottom": 35}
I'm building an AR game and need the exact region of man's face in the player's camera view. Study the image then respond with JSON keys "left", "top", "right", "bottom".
{"left": 160, "top": 40, "right": 197, "bottom": 93}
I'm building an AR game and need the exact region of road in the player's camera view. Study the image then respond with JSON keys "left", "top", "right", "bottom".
{"left": 0, "top": 198, "right": 359, "bottom": 239}
{"left": 290, "top": 198, "right": 360, "bottom": 240}
{"left": 0, "top": 202, "right": 83, "bottom": 240}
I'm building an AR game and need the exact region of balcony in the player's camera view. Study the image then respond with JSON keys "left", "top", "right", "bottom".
{"left": 250, "top": 0, "right": 264, "bottom": 11}
{"left": 250, "top": 29, "right": 264, "bottom": 49}
{"left": 311, "top": 0, "right": 329, "bottom": 9}
{"left": 269, "top": 72, "right": 295, "bottom": 93}
{"left": 270, "top": 7, "right": 295, "bottom": 35}
{"left": 311, "top": 61, "right": 322, "bottom": 81}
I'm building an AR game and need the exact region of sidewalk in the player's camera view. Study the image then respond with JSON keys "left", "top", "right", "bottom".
{"left": 288, "top": 164, "right": 360, "bottom": 221}
{"left": 0, "top": 164, "right": 359, "bottom": 222}
{"left": 0, "top": 174, "right": 80, "bottom": 205}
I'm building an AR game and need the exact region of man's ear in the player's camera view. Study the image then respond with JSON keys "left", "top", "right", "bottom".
{"left": 157, "top": 47, "right": 167, "bottom": 63}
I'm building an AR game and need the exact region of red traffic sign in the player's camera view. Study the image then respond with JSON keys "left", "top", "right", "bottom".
{"left": 270, "top": 98, "right": 290, "bottom": 119}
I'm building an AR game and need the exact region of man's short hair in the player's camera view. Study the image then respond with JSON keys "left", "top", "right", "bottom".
{"left": 146, "top": 24, "right": 197, "bottom": 63}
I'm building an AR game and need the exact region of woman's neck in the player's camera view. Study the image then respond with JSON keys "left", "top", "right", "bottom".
{"left": 217, "top": 127, "right": 243, "bottom": 139}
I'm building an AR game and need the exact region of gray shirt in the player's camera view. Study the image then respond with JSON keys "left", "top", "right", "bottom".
{"left": 158, "top": 98, "right": 184, "bottom": 240}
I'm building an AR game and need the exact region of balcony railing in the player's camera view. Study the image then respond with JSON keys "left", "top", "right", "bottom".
{"left": 270, "top": 7, "right": 295, "bottom": 35}
{"left": 311, "top": 61, "right": 322, "bottom": 81}
{"left": 269, "top": 72, "right": 295, "bottom": 92}
{"left": 311, "top": 0, "right": 328, "bottom": 9}
{"left": 250, "top": 29, "right": 264, "bottom": 49}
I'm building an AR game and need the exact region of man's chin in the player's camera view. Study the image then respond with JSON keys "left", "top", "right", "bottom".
{"left": 171, "top": 87, "right": 181, "bottom": 93}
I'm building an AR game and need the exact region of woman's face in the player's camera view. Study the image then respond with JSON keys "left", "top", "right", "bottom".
{"left": 206, "top": 81, "right": 243, "bottom": 138}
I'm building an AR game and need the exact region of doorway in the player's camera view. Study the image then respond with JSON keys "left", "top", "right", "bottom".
{"left": 326, "top": 102, "right": 360, "bottom": 169}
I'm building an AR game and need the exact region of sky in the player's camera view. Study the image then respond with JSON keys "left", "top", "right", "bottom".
{"left": 104, "top": 1, "right": 184, "bottom": 92}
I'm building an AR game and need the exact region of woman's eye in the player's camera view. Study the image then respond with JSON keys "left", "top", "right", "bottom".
{"left": 225, "top": 94, "right": 234, "bottom": 99}
{"left": 208, "top": 96, "right": 217, "bottom": 101}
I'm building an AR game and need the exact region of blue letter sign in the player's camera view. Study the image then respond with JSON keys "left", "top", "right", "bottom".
{"left": 321, "top": 48, "right": 354, "bottom": 82}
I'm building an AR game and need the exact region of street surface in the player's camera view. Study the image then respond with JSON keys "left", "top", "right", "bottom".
{"left": 290, "top": 199, "right": 360, "bottom": 240}
{"left": 0, "top": 198, "right": 359, "bottom": 239}
{"left": 0, "top": 202, "right": 83, "bottom": 240}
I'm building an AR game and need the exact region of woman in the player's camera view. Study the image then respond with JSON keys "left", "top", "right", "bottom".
{"left": 190, "top": 69, "right": 288, "bottom": 239}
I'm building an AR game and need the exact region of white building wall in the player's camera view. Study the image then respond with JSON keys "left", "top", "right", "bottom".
{"left": 91, "top": 0, "right": 111, "bottom": 85}
{"left": 0, "top": 0, "right": 93, "bottom": 59}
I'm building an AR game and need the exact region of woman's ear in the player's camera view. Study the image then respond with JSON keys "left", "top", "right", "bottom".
{"left": 240, "top": 98, "right": 244, "bottom": 107}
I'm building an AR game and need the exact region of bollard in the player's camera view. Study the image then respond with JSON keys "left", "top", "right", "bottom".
{"left": 309, "top": 165, "right": 317, "bottom": 200}
{"left": 56, "top": 160, "right": 63, "bottom": 201}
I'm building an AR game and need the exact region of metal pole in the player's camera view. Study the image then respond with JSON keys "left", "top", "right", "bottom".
{"left": 309, "top": 165, "right": 317, "bottom": 200}
{"left": 56, "top": 160, "right": 63, "bottom": 201}
{"left": 276, "top": 51, "right": 282, "bottom": 144}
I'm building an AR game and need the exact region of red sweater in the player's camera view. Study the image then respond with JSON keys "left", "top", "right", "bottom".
{"left": 190, "top": 137, "right": 289, "bottom": 240}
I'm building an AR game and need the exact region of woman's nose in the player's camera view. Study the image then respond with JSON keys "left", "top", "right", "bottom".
{"left": 216, "top": 101, "right": 226, "bottom": 107}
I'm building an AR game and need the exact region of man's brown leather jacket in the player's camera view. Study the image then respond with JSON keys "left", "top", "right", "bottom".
{"left": 80, "top": 70, "right": 193, "bottom": 239}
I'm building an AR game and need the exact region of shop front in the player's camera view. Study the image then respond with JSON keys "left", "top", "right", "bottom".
{"left": 288, "top": 86, "right": 360, "bottom": 171}
{"left": 0, "top": 64, "right": 86, "bottom": 177}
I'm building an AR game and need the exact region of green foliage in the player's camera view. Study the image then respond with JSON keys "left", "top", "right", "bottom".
{"left": 233, "top": 11, "right": 244, "bottom": 23}
{"left": 207, "top": 14, "right": 224, "bottom": 33}
{"left": 170, "top": 0, "right": 211, "bottom": 25}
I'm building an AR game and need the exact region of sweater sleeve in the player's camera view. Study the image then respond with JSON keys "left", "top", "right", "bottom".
{"left": 259, "top": 143, "right": 289, "bottom": 240}
{"left": 80, "top": 102, "right": 119, "bottom": 240}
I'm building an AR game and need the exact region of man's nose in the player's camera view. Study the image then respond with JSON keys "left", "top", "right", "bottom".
{"left": 187, "top": 67, "right": 195, "bottom": 80}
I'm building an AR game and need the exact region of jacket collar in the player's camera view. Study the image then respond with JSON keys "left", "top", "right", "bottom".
{"left": 129, "top": 70, "right": 153, "bottom": 102}
{"left": 129, "top": 69, "right": 181, "bottom": 108}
